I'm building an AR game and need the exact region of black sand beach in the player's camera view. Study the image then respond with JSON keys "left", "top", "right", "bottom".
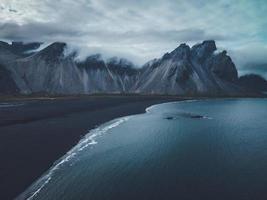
{"left": 0, "top": 95, "right": 187, "bottom": 200}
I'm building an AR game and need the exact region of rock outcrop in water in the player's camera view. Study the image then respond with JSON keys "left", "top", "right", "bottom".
{"left": 0, "top": 40, "right": 265, "bottom": 95}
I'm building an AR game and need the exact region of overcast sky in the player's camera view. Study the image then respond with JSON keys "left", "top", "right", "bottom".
{"left": 0, "top": 0, "right": 267, "bottom": 76}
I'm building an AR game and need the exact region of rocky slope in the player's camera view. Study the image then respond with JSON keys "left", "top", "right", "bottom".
{"left": 0, "top": 41, "right": 41, "bottom": 57}
{"left": 0, "top": 42, "right": 138, "bottom": 94}
{"left": 238, "top": 74, "right": 267, "bottom": 93}
{"left": 133, "top": 41, "right": 242, "bottom": 95}
{"left": 0, "top": 40, "right": 265, "bottom": 95}
{"left": 0, "top": 63, "right": 19, "bottom": 94}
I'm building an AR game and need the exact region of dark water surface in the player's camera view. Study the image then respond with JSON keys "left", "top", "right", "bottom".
{"left": 18, "top": 99, "right": 267, "bottom": 200}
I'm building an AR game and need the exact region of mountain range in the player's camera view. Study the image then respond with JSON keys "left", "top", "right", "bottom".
{"left": 0, "top": 40, "right": 266, "bottom": 96}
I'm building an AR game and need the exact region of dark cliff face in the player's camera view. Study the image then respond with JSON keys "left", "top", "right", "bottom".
{"left": 205, "top": 50, "right": 238, "bottom": 82}
{"left": 35, "top": 42, "right": 66, "bottom": 63}
{"left": 164, "top": 43, "right": 191, "bottom": 61}
{"left": 161, "top": 40, "right": 238, "bottom": 83}
{"left": 190, "top": 40, "right": 238, "bottom": 82}
{"left": 0, "top": 64, "right": 19, "bottom": 94}
{"left": 76, "top": 55, "right": 139, "bottom": 77}
{"left": 134, "top": 40, "right": 242, "bottom": 95}
{"left": 106, "top": 57, "right": 138, "bottom": 76}
{"left": 0, "top": 41, "right": 42, "bottom": 57}
{"left": 76, "top": 54, "right": 106, "bottom": 70}
{"left": 191, "top": 40, "right": 217, "bottom": 63}
{"left": 168, "top": 44, "right": 193, "bottom": 83}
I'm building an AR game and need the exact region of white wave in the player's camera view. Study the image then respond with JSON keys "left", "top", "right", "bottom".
{"left": 77, "top": 116, "right": 130, "bottom": 152}
{"left": 17, "top": 116, "right": 130, "bottom": 200}
{"left": 182, "top": 99, "right": 199, "bottom": 103}
{"left": 145, "top": 102, "right": 171, "bottom": 113}
{"left": 145, "top": 99, "right": 199, "bottom": 113}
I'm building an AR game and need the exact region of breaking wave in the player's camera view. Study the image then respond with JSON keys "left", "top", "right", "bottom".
{"left": 145, "top": 99, "right": 199, "bottom": 113}
{"left": 17, "top": 116, "right": 130, "bottom": 200}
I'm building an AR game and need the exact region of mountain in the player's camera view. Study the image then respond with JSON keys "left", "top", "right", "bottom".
{"left": 0, "top": 63, "right": 19, "bottom": 94}
{"left": 0, "top": 41, "right": 41, "bottom": 57}
{"left": 133, "top": 41, "right": 241, "bottom": 95}
{"left": 0, "top": 40, "right": 265, "bottom": 96}
{"left": 0, "top": 42, "right": 139, "bottom": 94}
{"left": 75, "top": 54, "right": 139, "bottom": 93}
{"left": 238, "top": 74, "right": 267, "bottom": 92}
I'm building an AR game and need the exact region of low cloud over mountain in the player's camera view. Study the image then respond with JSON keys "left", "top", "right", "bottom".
{"left": 1, "top": 0, "right": 267, "bottom": 70}
{"left": 0, "top": 40, "right": 266, "bottom": 95}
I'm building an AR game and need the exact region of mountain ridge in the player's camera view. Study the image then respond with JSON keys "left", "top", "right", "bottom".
{"left": 0, "top": 40, "right": 266, "bottom": 96}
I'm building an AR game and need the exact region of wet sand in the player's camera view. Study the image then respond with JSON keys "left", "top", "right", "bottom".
{"left": 0, "top": 95, "right": 187, "bottom": 200}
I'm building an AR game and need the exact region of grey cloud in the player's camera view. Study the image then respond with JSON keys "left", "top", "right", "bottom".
{"left": 0, "top": 0, "right": 266, "bottom": 71}
{"left": 239, "top": 63, "right": 267, "bottom": 79}
{"left": 1, "top": 22, "right": 227, "bottom": 44}
{"left": 242, "top": 63, "right": 267, "bottom": 73}
{"left": 8, "top": 8, "right": 17, "bottom": 13}
{"left": 0, "top": 22, "right": 86, "bottom": 42}
{"left": 0, "top": 20, "right": 229, "bottom": 65}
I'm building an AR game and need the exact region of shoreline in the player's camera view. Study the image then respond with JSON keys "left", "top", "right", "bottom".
{"left": 19, "top": 115, "right": 134, "bottom": 200}
{"left": 21, "top": 99, "right": 208, "bottom": 199}
{"left": 15, "top": 98, "right": 267, "bottom": 200}
{"left": 1, "top": 95, "right": 266, "bottom": 199}
{"left": 0, "top": 95, "right": 188, "bottom": 200}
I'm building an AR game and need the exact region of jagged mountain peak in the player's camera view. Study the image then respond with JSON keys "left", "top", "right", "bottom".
{"left": 162, "top": 44, "right": 189, "bottom": 60}
{"left": 77, "top": 54, "right": 136, "bottom": 70}
{"left": 143, "top": 58, "right": 158, "bottom": 67}
{"left": 81, "top": 54, "right": 104, "bottom": 64}
{"left": 76, "top": 54, "right": 106, "bottom": 70}
{"left": 86, "top": 54, "right": 103, "bottom": 61}
{"left": 0, "top": 39, "right": 266, "bottom": 95}
{"left": 133, "top": 40, "right": 243, "bottom": 95}
{"left": 76, "top": 54, "right": 138, "bottom": 76}
{"left": 191, "top": 40, "right": 217, "bottom": 62}
{"left": 106, "top": 57, "right": 138, "bottom": 76}
{"left": 162, "top": 40, "right": 217, "bottom": 62}
{"left": 107, "top": 57, "right": 135, "bottom": 68}
{"left": 193, "top": 40, "right": 217, "bottom": 51}
{"left": 35, "top": 42, "right": 67, "bottom": 62}
{"left": 0, "top": 41, "right": 11, "bottom": 50}
{"left": 0, "top": 41, "right": 42, "bottom": 57}
{"left": 42, "top": 42, "right": 66, "bottom": 54}
{"left": 206, "top": 49, "right": 238, "bottom": 82}
{"left": 169, "top": 43, "right": 191, "bottom": 61}
{"left": 173, "top": 43, "right": 190, "bottom": 51}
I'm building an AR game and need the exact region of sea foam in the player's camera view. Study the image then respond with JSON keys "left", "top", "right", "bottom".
{"left": 17, "top": 116, "right": 130, "bottom": 200}
{"left": 145, "top": 99, "right": 199, "bottom": 113}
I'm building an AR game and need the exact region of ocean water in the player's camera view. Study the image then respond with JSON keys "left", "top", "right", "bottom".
{"left": 0, "top": 102, "right": 24, "bottom": 108}
{"left": 17, "top": 99, "right": 267, "bottom": 200}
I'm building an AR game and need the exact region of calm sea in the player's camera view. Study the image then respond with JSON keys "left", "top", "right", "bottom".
{"left": 18, "top": 99, "right": 267, "bottom": 200}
